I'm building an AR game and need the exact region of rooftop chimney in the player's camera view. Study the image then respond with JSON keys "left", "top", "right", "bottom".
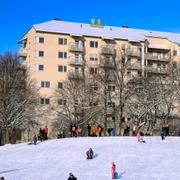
{"left": 91, "top": 18, "right": 103, "bottom": 28}
{"left": 54, "top": 18, "right": 61, "bottom": 21}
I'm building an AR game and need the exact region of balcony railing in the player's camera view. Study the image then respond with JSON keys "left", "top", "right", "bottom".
{"left": 147, "top": 67, "right": 167, "bottom": 74}
{"left": 18, "top": 48, "right": 28, "bottom": 57}
{"left": 101, "top": 45, "right": 115, "bottom": 55}
{"left": 68, "top": 56, "right": 84, "bottom": 66}
{"left": 147, "top": 53, "right": 170, "bottom": 61}
{"left": 68, "top": 70, "right": 84, "bottom": 79}
{"left": 69, "top": 42, "right": 84, "bottom": 52}
{"left": 127, "top": 63, "right": 141, "bottom": 70}
{"left": 126, "top": 48, "right": 141, "bottom": 57}
{"left": 100, "top": 58, "right": 115, "bottom": 68}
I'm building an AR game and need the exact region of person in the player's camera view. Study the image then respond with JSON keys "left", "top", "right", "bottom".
{"left": 0, "top": 177, "right": 5, "bottom": 180}
{"left": 97, "top": 125, "right": 102, "bottom": 136}
{"left": 112, "top": 161, "right": 116, "bottom": 179}
{"left": 38, "top": 128, "right": 42, "bottom": 141}
{"left": 91, "top": 123, "right": 97, "bottom": 137}
{"left": 86, "top": 148, "right": 94, "bottom": 160}
{"left": 137, "top": 131, "right": 146, "bottom": 143}
{"left": 44, "top": 126, "right": 48, "bottom": 140}
{"left": 70, "top": 123, "right": 77, "bottom": 137}
{"left": 87, "top": 123, "right": 91, "bottom": 136}
{"left": 160, "top": 130, "right": 165, "bottom": 140}
{"left": 67, "top": 173, "right": 77, "bottom": 180}
{"left": 33, "top": 134, "right": 38, "bottom": 145}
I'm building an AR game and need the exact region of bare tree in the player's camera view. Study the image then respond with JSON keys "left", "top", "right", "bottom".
{"left": 0, "top": 52, "right": 39, "bottom": 144}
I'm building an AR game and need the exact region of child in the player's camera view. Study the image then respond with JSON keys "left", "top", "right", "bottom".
{"left": 86, "top": 148, "right": 94, "bottom": 159}
{"left": 33, "top": 134, "right": 38, "bottom": 145}
{"left": 112, "top": 162, "right": 116, "bottom": 179}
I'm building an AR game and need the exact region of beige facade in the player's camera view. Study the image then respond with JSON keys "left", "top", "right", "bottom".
{"left": 18, "top": 19, "right": 180, "bottom": 134}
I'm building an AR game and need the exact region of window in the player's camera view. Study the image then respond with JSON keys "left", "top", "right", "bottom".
{"left": 40, "top": 98, "right": 49, "bottom": 105}
{"left": 90, "top": 55, "right": 98, "bottom": 61}
{"left": 89, "top": 67, "right": 97, "bottom": 74}
{"left": 108, "top": 85, "right": 115, "bottom": 91}
{"left": 58, "top": 65, "right": 67, "bottom": 72}
{"left": 90, "top": 41, "right": 98, "bottom": 48}
{"left": 37, "top": 51, "right": 44, "bottom": 57}
{"left": 122, "top": 58, "right": 125, "bottom": 64}
{"left": 58, "top": 38, "right": 67, "bottom": 45}
{"left": 58, "top": 82, "right": 64, "bottom": 89}
{"left": 58, "top": 52, "right": 67, "bottom": 59}
{"left": 90, "top": 84, "right": 98, "bottom": 92}
{"left": 41, "top": 81, "right": 50, "bottom": 88}
{"left": 38, "top": 37, "right": 44, "bottom": 43}
{"left": 37, "top": 64, "right": 44, "bottom": 71}
{"left": 58, "top": 99, "right": 67, "bottom": 106}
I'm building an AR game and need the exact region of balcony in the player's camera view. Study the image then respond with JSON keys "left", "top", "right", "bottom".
{"left": 146, "top": 67, "right": 167, "bottom": 74}
{"left": 69, "top": 42, "right": 84, "bottom": 52}
{"left": 126, "top": 48, "right": 141, "bottom": 57}
{"left": 68, "top": 70, "right": 84, "bottom": 80}
{"left": 101, "top": 45, "right": 115, "bottom": 55}
{"left": 100, "top": 58, "right": 115, "bottom": 68}
{"left": 17, "top": 48, "right": 28, "bottom": 57}
{"left": 127, "top": 63, "right": 141, "bottom": 70}
{"left": 147, "top": 53, "right": 170, "bottom": 62}
{"left": 68, "top": 56, "right": 84, "bottom": 66}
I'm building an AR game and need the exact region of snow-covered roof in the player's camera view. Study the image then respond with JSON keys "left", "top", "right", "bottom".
{"left": 33, "top": 20, "right": 180, "bottom": 44}
{"left": 148, "top": 44, "right": 169, "bottom": 50}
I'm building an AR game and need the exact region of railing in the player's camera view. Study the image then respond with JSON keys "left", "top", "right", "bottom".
{"left": 126, "top": 48, "right": 141, "bottom": 57}
{"left": 100, "top": 58, "right": 115, "bottom": 68}
{"left": 147, "top": 53, "right": 170, "bottom": 61}
{"left": 17, "top": 48, "right": 28, "bottom": 57}
{"left": 68, "top": 70, "right": 84, "bottom": 79}
{"left": 68, "top": 56, "right": 84, "bottom": 66}
{"left": 127, "top": 63, "right": 141, "bottom": 70}
{"left": 101, "top": 45, "right": 115, "bottom": 55}
{"left": 147, "top": 67, "right": 167, "bottom": 74}
{"left": 69, "top": 42, "right": 84, "bottom": 52}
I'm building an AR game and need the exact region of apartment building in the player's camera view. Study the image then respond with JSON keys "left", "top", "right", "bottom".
{"left": 18, "top": 18, "right": 180, "bottom": 134}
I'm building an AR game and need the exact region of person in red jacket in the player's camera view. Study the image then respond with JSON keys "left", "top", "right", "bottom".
{"left": 44, "top": 126, "right": 48, "bottom": 140}
{"left": 112, "top": 161, "right": 116, "bottom": 179}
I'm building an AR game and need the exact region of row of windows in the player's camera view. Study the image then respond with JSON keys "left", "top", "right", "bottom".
{"left": 36, "top": 37, "right": 99, "bottom": 48}
{"left": 40, "top": 98, "right": 115, "bottom": 106}
{"left": 36, "top": 65, "right": 67, "bottom": 72}
{"left": 36, "top": 65, "right": 98, "bottom": 74}
{"left": 40, "top": 82, "right": 115, "bottom": 92}
{"left": 40, "top": 98, "right": 66, "bottom": 105}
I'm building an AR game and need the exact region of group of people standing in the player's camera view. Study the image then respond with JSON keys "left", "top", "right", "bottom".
{"left": 33, "top": 126, "right": 48, "bottom": 145}
{"left": 87, "top": 123, "right": 104, "bottom": 137}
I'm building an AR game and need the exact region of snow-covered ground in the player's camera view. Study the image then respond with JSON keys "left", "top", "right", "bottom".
{"left": 0, "top": 137, "right": 180, "bottom": 180}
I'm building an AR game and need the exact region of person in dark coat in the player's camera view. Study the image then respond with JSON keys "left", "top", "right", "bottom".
{"left": 87, "top": 123, "right": 91, "bottom": 136}
{"left": 86, "top": 148, "right": 94, "bottom": 159}
{"left": 67, "top": 173, "right": 77, "bottom": 180}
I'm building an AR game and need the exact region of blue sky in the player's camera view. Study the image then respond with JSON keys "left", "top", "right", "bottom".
{"left": 1, "top": 0, "right": 180, "bottom": 53}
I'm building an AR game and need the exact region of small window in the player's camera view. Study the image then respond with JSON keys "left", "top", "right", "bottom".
{"left": 58, "top": 65, "right": 67, "bottom": 72}
{"left": 37, "top": 65, "right": 44, "bottom": 71}
{"left": 39, "top": 37, "right": 44, "bottom": 43}
{"left": 58, "top": 52, "right": 67, "bottom": 59}
{"left": 90, "top": 84, "right": 98, "bottom": 91}
{"left": 90, "top": 41, "right": 98, "bottom": 48}
{"left": 58, "top": 99, "right": 67, "bottom": 106}
{"left": 90, "top": 55, "right": 98, "bottom": 61}
{"left": 41, "top": 81, "right": 50, "bottom": 88}
{"left": 89, "top": 67, "right": 97, "bottom": 74}
{"left": 58, "top": 82, "right": 64, "bottom": 89}
{"left": 40, "top": 98, "right": 50, "bottom": 105}
{"left": 108, "top": 85, "right": 115, "bottom": 91}
{"left": 58, "top": 38, "right": 67, "bottom": 45}
{"left": 38, "top": 51, "right": 44, "bottom": 57}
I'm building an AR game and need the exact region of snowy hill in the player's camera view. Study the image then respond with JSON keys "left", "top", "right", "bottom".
{"left": 0, "top": 137, "right": 180, "bottom": 180}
